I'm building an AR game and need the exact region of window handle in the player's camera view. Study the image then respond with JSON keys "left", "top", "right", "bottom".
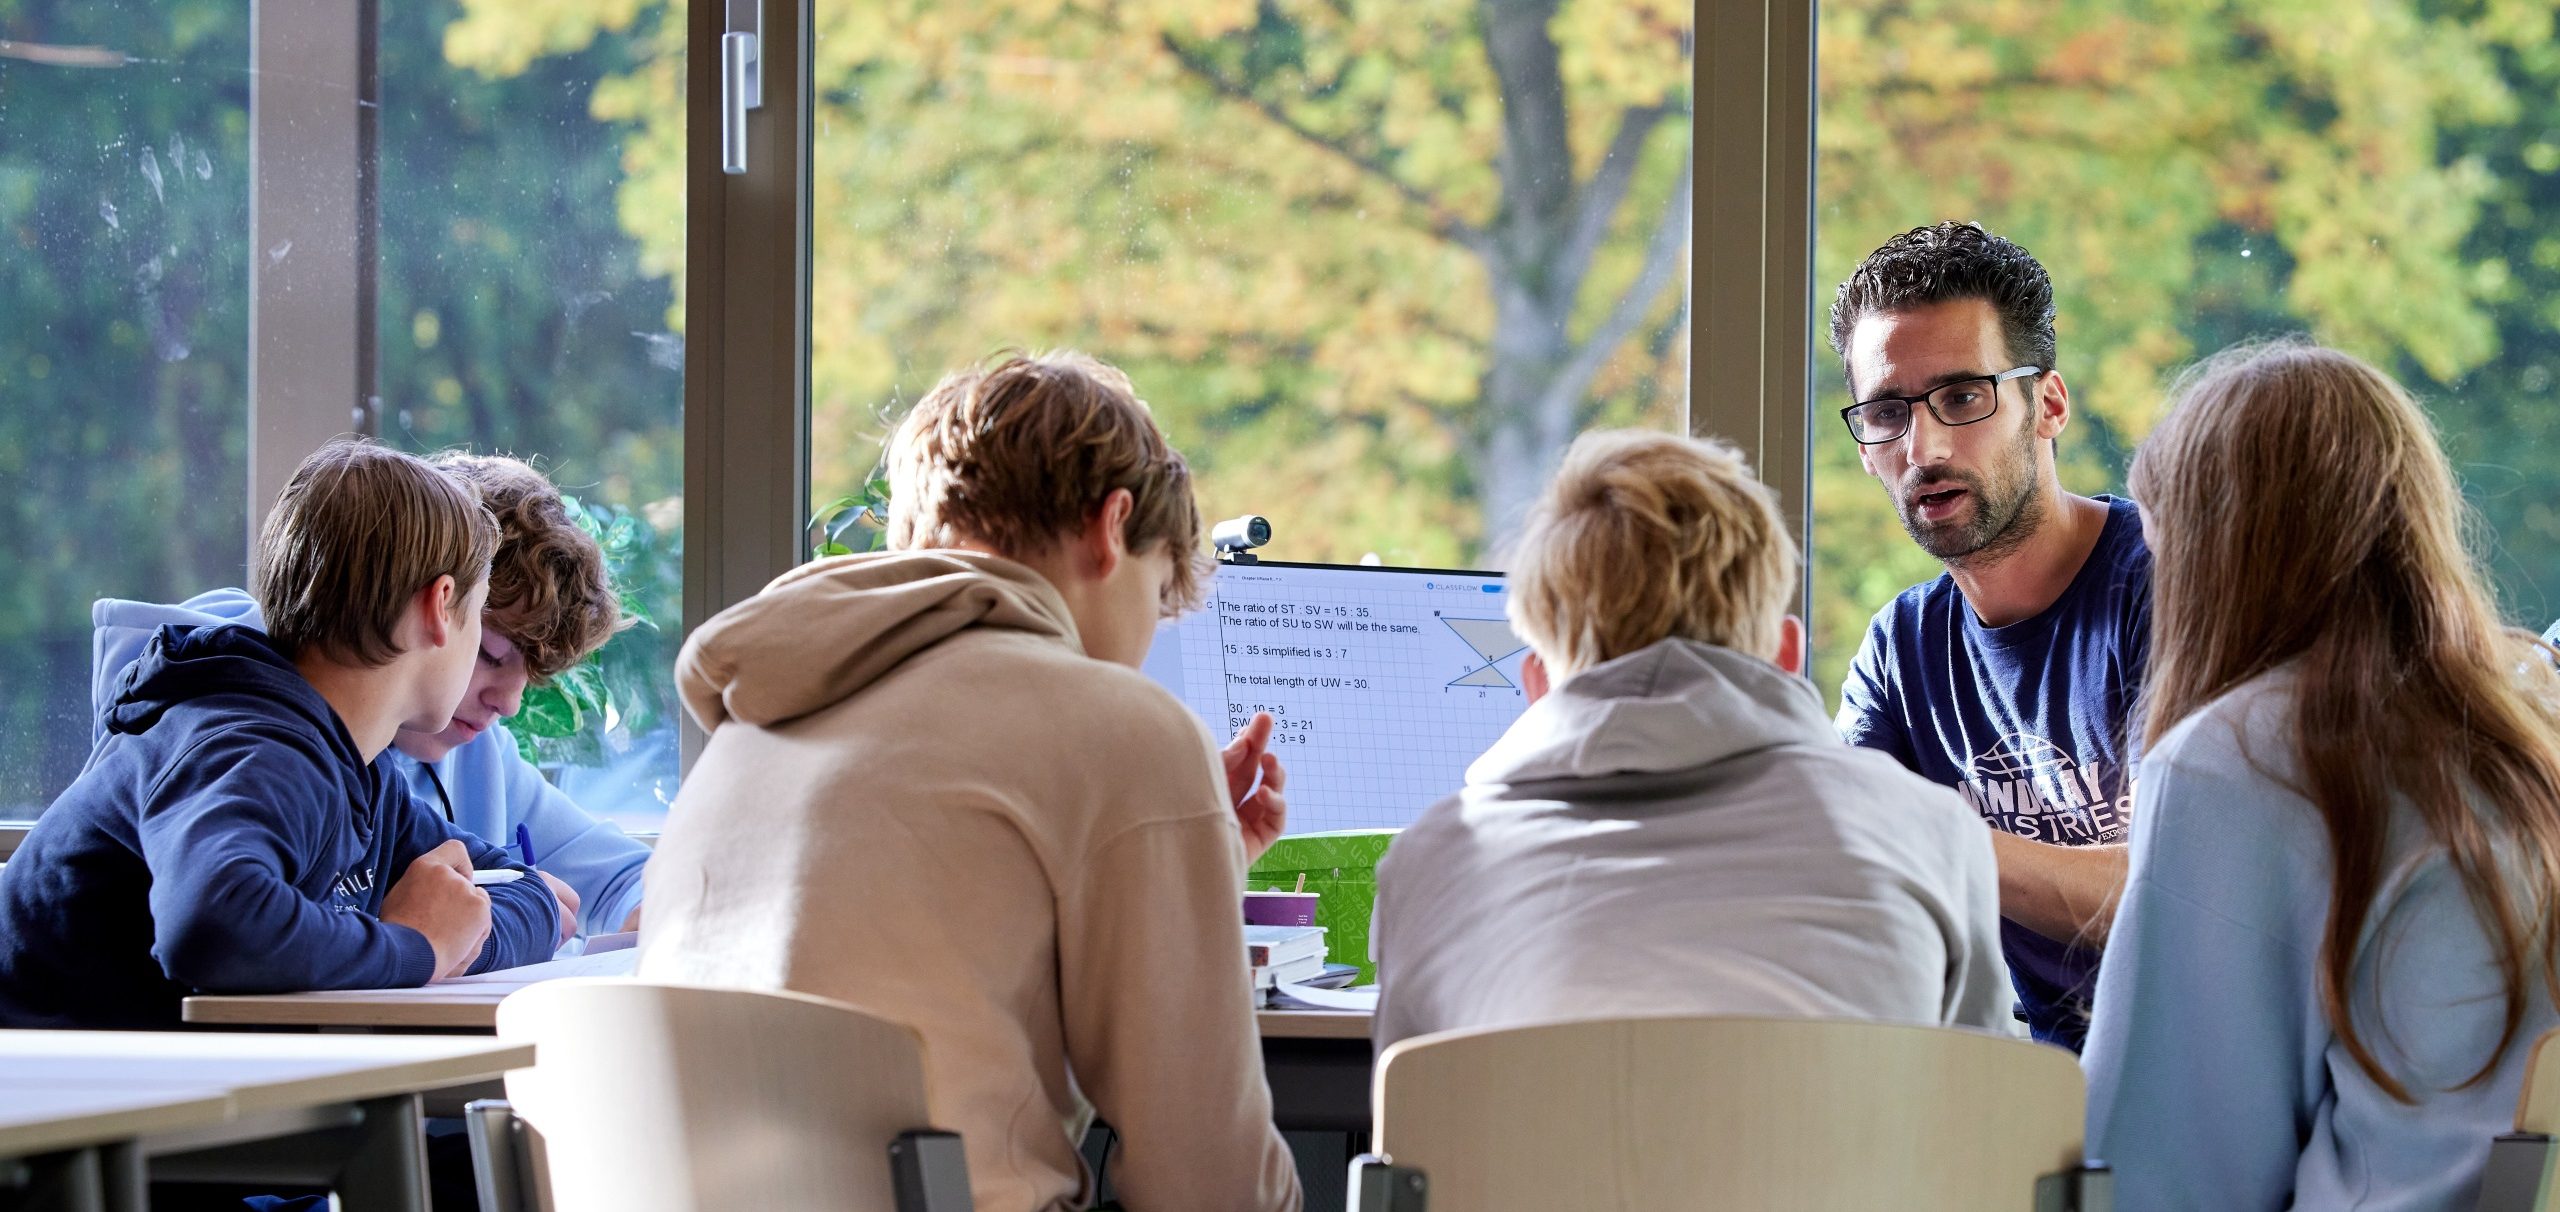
{"left": 720, "top": 0, "right": 763, "bottom": 175}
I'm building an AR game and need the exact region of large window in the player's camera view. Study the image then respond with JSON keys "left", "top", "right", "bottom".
{"left": 0, "top": 0, "right": 684, "bottom": 827}
{"left": 378, "top": 0, "right": 686, "bottom": 827}
{"left": 799, "top": 0, "right": 1697, "bottom": 567}
{"left": 0, "top": 1, "right": 252, "bottom": 816}
{"left": 1810, "top": 1, "right": 2560, "bottom": 700}
{"left": 28, "top": 1, "right": 2556, "bottom": 830}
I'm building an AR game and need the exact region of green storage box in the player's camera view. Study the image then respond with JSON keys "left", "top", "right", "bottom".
{"left": 1246, "top": 829, "right": 1397, "bottom": 982}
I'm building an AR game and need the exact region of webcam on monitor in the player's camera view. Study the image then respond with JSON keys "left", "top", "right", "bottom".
{"left": 1212, "top": 514, "right": 1272, "bottom": 564}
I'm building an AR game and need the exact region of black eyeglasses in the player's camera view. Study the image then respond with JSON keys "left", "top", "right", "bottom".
{"left": 1840, "top": 366, "right": 2043, "bottom": 445}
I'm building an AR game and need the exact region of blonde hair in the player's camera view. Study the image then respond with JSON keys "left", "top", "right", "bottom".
{"left": 429, "top": 452, "right": 627, "bottom": 681}
{"left": 2132, "top": 339, "right": 2560, "bottom": 1101}
{"left": 253, "top": 439, "right": 499, "bottom": 666}
{"left": 887, "top": 351, "right": 1210, "bottom": 612}
{"left": 1509, "top": 430, "right": 1798, "bottom": 676}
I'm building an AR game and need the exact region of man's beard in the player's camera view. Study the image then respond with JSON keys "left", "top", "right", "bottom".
{"left": 1897, "top": 424, "right": 2044, "bottom": 567}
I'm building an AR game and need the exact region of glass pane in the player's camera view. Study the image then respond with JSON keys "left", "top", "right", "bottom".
{"left": 380, "top": 0, "right": 686, "bottom": 829}
{"left": 0, "top": 3, "right": 252, "bottom": 818}
{"left": 1812, "top": 3, "right": 2560, "bottom": 702}
{"left": 806, "top": 0, "right": 1694, "bottom": 567}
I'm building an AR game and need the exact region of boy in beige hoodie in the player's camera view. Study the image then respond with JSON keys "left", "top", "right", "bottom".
{"left": 639, "top": 352, "right": 1301, "bottom": 1212}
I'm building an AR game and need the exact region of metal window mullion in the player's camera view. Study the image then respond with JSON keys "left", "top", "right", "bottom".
{"left": 681, "top": 0, "right": 811, "bottom": 771}
{"left": 1690, "top": 0, "right": 1815, "bottom": 622}
{"left": 247, "top": 0, "right": 380, "bottom": 554}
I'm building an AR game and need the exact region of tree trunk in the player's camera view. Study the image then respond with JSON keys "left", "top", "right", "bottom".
{"left": 1469, "top": 0, "right": 1690, "bottom": 551}
{"left": 1477, "top": 282, "right": 1578, "bottom": 550}
{"left": 1473, "top": 0, "right": 1581, "bottom": 545}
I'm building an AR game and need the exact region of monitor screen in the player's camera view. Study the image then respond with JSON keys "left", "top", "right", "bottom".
{"left": 1140, "top": 560, "right": 1532, "bottom": 833}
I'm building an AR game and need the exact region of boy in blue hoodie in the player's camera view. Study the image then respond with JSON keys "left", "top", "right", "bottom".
{"left": 87, "top": 453, "right": 651, "bottom": 936}
{"left": 0, "top": 439, "right": 570, "bottom": 1028}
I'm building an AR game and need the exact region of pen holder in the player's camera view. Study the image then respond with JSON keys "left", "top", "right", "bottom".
{"left": 1242, "top": 890, "right": 1320, "bottom": 927}
{"left": 1247, "top": 829, "right": 1396, "bottom": 981}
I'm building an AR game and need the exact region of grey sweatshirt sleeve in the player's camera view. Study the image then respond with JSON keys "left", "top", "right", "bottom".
{"left": 1943, "top": 820, "right": 2017, "bottom": 1034}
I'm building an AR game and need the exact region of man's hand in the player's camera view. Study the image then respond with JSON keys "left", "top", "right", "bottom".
{"left": 381, "top": 839, "right": 492, "bottom": 980}
{"left": 535, "top": 871, "right": 580, "bottom": 945}
{"left": 1222, "top": 712, "right": 1289, "bottom": 863}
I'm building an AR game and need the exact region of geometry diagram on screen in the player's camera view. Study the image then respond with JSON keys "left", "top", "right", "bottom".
{"left": 1440, "top": 616, "right": 1530, "bottom": 689}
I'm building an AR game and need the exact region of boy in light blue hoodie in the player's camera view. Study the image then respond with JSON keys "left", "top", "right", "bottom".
{"left": 89, "top": 454, "right": 650, "bottom": 936}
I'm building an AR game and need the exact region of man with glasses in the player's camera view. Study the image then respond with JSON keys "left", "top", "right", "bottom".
{"left": 1828, "top": 222, "right": 2152, "bottom": 1050}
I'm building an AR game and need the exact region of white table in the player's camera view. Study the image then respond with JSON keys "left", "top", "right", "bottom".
{"left": 0, "top": 1084, "right": 232, "bottom": 1212}
{"left": 0, "top": 1032, "right": 534, "bottom": 1212}
{"left": 187, "top": 962, "right": 1377, "bottom": 1140}
{"left": 188, "top": 982, "right": 1371, "bottom": 1038}
{"left": 184, "top": 954, "right": 1375, "bottom": 1039}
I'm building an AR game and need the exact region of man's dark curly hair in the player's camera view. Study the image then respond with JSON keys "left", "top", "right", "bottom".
{"left": 1828, "top": 221, "right": 2057, "bottom": 386}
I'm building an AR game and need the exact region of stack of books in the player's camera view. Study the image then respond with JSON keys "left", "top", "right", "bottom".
{"left": 1246, "top": 924, "right": 1328, "bottom": 993}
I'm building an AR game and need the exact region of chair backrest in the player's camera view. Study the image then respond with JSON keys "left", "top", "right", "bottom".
{"left": 2516, "top": 1028, "right": 2560, "bottom": 1135}
{"left": 1371, "top": 1016, "right": 2089, "bottom": 1212}
{"left": 497, "top": 978, "right": 943, "bottom": 1212}
{"left": 2475, "top": 1027, "right": 2560, "bottom": 1212}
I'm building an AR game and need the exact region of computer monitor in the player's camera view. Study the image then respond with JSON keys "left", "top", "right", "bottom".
{"left": 1140, "top": 560, "right": 1532, "bottom": 833}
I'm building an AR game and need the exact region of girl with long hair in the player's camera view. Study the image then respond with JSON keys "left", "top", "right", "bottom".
{"left": 2082, "top": 340, "right": 2560, "bottom": 1210}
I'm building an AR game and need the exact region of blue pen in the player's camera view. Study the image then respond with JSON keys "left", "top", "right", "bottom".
{"left": 516, "top": 822, "right": 540, "bottom": 867}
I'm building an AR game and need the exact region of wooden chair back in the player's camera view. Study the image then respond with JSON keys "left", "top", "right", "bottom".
{"left": 497, "top": 978, "right": 949, "bottom": 1212}
{"left": 1371, "top": 1015, "right": 2089, "bottom": 1211}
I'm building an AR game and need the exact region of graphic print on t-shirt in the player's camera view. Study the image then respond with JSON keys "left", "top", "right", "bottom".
{"left": 1958, "top": 731, "right": 2132, "bottom": 846}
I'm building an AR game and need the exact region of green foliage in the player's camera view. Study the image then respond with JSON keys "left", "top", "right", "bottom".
{"left": 452, "top": 0, "right": 1692, "bottom": 566}
{"left": 18, "top": 0, "right": 2560, "bottom": 819}
{"left": 809, "top": 478, "right": 895, "bottom": 558}
{"left": 511, "top": 495, "right": 680, "bottom": 769}
{"left": 1807, "top": 0, "right": 2560, "bottom": 705}
{"left": 0, "top": 0, "right": 688, "bottom": 811}
{"left": 0, "top": 0, "right": 255, "bottom": 808}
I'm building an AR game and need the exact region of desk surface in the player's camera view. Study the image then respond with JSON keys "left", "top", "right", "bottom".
{"left": 0, "top": 1082, "right": 233, "bottom": 1158}
{"left": 186, "top": 984, "right": 1371, "bottom": 1039}
{"left": 0, "top": 1032, "right": 533, "bottom": 1158}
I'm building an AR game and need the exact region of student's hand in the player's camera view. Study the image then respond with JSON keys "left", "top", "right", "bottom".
{"left": 381, "top": 839, "right": 492, "bottom": 981}
{"left": 620, "top": 903, "right": 644, "bottom": 933}
{"left": 535, "top": 871, "right": 580, "bottom": 945}
{"left": 1222, "top": 712, "right": 1289, "bottom": 863}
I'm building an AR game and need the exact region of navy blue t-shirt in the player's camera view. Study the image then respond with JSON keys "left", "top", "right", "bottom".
{"left": 1836, "top": 495, "right": 2151, "bottom": 1050}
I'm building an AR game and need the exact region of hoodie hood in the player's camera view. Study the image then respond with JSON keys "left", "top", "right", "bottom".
{"left": 92, "top": 588, "right": 263, "bottom": 747}
{"left": 1467, "top": 638, "right": 1834, "bottom": 787}
{"left": 103, "top": 624, "right": 359, "bottom": 767}
{"left": 678, "top": 550, "right": 1082, "bottom": 732}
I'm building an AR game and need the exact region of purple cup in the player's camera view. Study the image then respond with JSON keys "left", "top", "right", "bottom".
{"left": 1243, "top": 890, "right": 1320, "bottom": 927}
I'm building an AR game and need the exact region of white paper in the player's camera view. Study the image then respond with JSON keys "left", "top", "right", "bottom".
{"left": 446, "top": 947, "right": 639, "bottom": 985}
{"left": 1269, "top": 982, "right": 1380, "bottom": 1012}
{"left": 552, "top": 930, "right": 638, "bottom": 958}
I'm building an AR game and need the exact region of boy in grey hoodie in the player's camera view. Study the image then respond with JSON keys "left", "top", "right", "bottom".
{"left": 1373, "top": 431, "right": 2013, "bottom": 1051}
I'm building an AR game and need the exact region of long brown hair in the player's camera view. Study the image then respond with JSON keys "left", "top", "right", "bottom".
{"left": 2130, "top": 340, "right": 2560, "bottom": 1099}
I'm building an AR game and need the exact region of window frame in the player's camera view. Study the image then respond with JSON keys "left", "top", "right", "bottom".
{"left": 1690, "top": 0, "right": 1816, "bottom": 626}
{"left": 676, "top": 0, "right": 812, "bottom": 771}
{"left": 1, "top": 0, "right": 387, "bottom": 856}
{"left": 246, "top": 0, "right": 382, "bottom": 547}
{"left": 682, "top": 0, "right": 1815, "bottom": 780}
{"left": 0, "top": 0, "right": 1807, "bottom": 858}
